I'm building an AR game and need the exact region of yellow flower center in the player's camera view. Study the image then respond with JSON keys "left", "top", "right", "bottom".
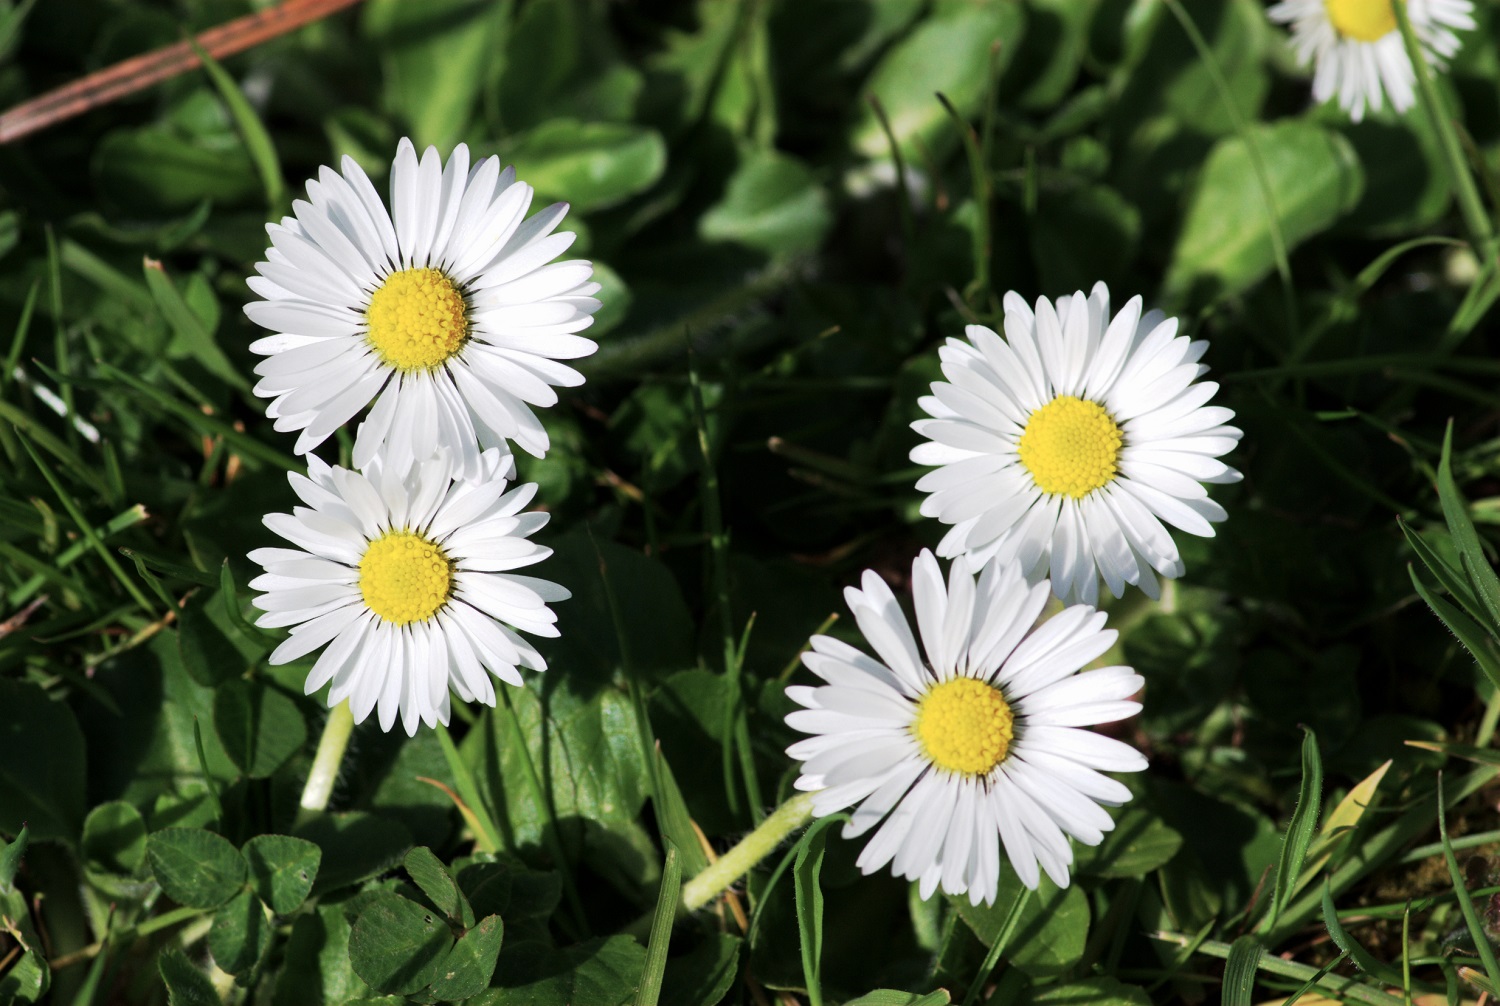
{"left": 1016, "top": 395, "right": 1124, "bottom": 499}
{"left": 358, "top": 530, "right": 454, "bottom": 626}
{"left": 913, "top": 678, "right": 1015, "bottom": 776}
{"left": 1325, "top": 0, "right": 1397, "bottom": 42}
{"left": 365, "top": 267, "right": 470, "bottom": 372}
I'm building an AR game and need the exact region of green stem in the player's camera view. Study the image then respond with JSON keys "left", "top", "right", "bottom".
{"left": 299, "top": 700, "right": 354, "bottom": 814}
{"left": 1163, "top": 0, "right": 1297, "bottom": 341}
{"left": 961, "top": 888, "right": 1031, "bottom": 1006}
{"left": 681, "top": 792, "right": 815, "bottom": 913}
{"left": 1393, "top": 0, "right": 1495, "bottom": 255}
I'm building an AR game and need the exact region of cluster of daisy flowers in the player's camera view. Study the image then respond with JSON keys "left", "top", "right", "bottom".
{"left": 784, "top": 284, "right": 1242, "bottom": 903}
{"left": 245, "top": 139, "right": 599, "bottom": 735}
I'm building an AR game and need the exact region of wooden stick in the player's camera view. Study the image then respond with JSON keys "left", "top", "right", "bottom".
{"left": 0, "top": 0, "right": 364, "bottom": 145}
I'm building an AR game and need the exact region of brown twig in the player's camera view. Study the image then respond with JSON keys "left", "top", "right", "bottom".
{"left": 0, "top": 0, "right": 364, "bottom": 145}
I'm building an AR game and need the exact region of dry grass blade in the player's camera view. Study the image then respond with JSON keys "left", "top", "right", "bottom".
{"left": 0, "top": 0, "right": 364, "bottom": 144}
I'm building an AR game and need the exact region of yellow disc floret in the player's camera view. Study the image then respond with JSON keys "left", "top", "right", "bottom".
{"left": 1016, "top": 395, "right": 1124, "bottom": 499}
{"left": 913, "top": 677, "right": 1015, "bottom": 776}
{"left": 365, "top": 267, "right": 470, "bottom": 372}
{"left": 358, "top": 530, "right": 454, "bottom": 626}
{"left": 1325, "top": 0, "right": 1397, "bottom": 42}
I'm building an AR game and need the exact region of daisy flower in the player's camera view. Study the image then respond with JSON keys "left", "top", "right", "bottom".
{"left": 909, "top": 283, "right": 1242, "bottom": 606}
{"left": 248, "top": 449, "right": 568, "bottom": 736}
{"left": 785, "top": 550, "right": 1146, "bottom": 901}
{"left": 246, "top": 138, "right": 601, "bottom": 478}
{"left": 1268, "top": 0, "right": 1474, "bottom": 122}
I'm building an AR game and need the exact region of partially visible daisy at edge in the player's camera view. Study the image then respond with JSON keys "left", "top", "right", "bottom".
{"left": 1268, "top": 0, "right": 1474, "bottom": 122}
{"left": 910, "top": 282, "right": 1242, "bottom": 606}
{"left": 246, "top": 138, "right": 600, "bottom": 479}
{"left": 249, "top": 449, "right": 567, "bottom": 736}
{"left": 785, "top": 550, "right": 1146, "bottom": 901}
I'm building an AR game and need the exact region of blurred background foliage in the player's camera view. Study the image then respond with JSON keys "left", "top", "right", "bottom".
{"left": 3, "top": 0, "right": 1500, "bottom": 1003}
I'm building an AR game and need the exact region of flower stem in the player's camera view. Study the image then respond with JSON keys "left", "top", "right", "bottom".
{"left": 1393, "top": 1, "right": 1496, "bottom": 257}
{"left": 299, "top": 700, "right": 354, "bottom": 814}
{"left": 681, "top": 792, "right": 815, "bottom": 913}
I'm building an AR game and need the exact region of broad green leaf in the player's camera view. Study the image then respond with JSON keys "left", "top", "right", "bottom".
{"left": 495, "top": 120, "right": 667, "bottom": 212}
{"left": 295, "top": 812, "right": 414, "bottom": 896}
{"left": 428, "top": 914, "right": 505, "bottom": 1002}
{"left": 82, "top": 802, "right": 147, "bottom": 875}
{"left": 1113, "top": 0, "right": 1270, "bottom": 136}
{"left": 1266, "top": 729, "right": 1323, "bottom": 930}
{"left": 951, "top": 868, "right": 1090, "bottom": 977}
{"left": 658, "top": 934, "right": 742, "bottom": 1006}
{"left": 1073, "top": 806, "right": 1183, "bottom": 879}
{"left": 1163, "top": 121, "right": 1363, "bottom": 306}
{"left": 1333, "top": 100, "right": 1451, "bottom": 237}
{"left": 1020, "top": 978, "right": 1149, "bottom": 1006}
{"left": 0, "top": 885, "right": 47, "bottom": 1003}
{"left": 479, "top": 678, "right": 651, "bottom": 856}
{"left": 852, "top": 0, "right": 1025, "bottom": 160}
{"left": 362, "top": 0, "right": 505, "bottom": 148}
{"left": 1031, "top": 183, "right": 1141, "bottom": 294}
{"left": 94, "top": 127, "right": 259, "bottom": 211}
{"left": 1004, "top": 0, "right": 1099, "bottom": 110}
{"left": 700, "top": 150, "right": 831, "bottom": 257}
{"left": 0, "top": 679, "right": 85, "bottom": 840}
{"left": 844, "top": 993, "right": 950, "bottom": 1006}
{"left": 469, "top": 936, "right": 644, "bottom": 1006}
{"left": 348, "top": 892, "right": 454, "bottom": 996}
{"left": 273, "top": 904, "right": 374, "bottom": 1006}
{"left": 0, "top": 825, "right": 27, "bottom": 892}
{"left": 158, "top": 948, "right": 221, "bottom": 1006}
{"left": 212, "top": 680, "right": 308, "bottom": 779}
{"left": 404, "top": 846, "right": 473, "bottom": 928}
{"left": 147, "top": 828, "right": 247, "bottom": 909}
{"left": 457, "top": 858, "right": 562, "bottom": 922}
{"left": 73, "top": 633, "right": 238, "bottom": 811}
{"left": 208, "top": 889, "right": 271, "bottom": 976}
{"left": 176, "top": 592, "right": 251, "bottom": 688}
{"left": 243, "top": 834, "right": 321, "bottom": 915}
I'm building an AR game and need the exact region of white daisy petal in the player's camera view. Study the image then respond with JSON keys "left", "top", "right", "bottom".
{"left": 250, "top": 448, "right": 566, "bottom": 733}
{"left": 910, "top": 283, "right": 1240, "bottom": 603}
{"left": 785, "top": 551, "right": 1147, "bottom": 901}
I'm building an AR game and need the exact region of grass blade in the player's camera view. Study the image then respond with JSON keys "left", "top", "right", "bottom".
{"left": 1322, "top": 879, "right": 1401, "bottom": 983}
{"left": 1437, "top": 772, "right": 1500, "bottom": 993}
{"left": 1399, "top": 517, "right": 1484, "bottom": 621}
{"left": 1436, "top": 421, "right": 1500, "bottom": 631}
{"left": 960, "top": 888, "right": 1031, "bottom": 1006}
{"left": 1263, "top": 727, "right": 1322, "bottom": 931}
{"left": 1408, "top": 564, "right": 1500, "bottom": 691}
{"left": 433, "top": 724, "right": 501, "bottom": 854}
{"left": 635, "top": 844, "right": 682, "bottom": 1006}
{"left": 15, "top": 430, "right": 157, "bottom": 615}
{"left": 1222, "top": 936, "right": 1263, "bottom": 1006}
{"left": 794, "top": 817, "right": 831, "bottom": 1006}
{"left": 142, "top": 259, "right": 247, "bottom": 391}
{"left": 189, "top": 38, "right": 287, "bottom": 210}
